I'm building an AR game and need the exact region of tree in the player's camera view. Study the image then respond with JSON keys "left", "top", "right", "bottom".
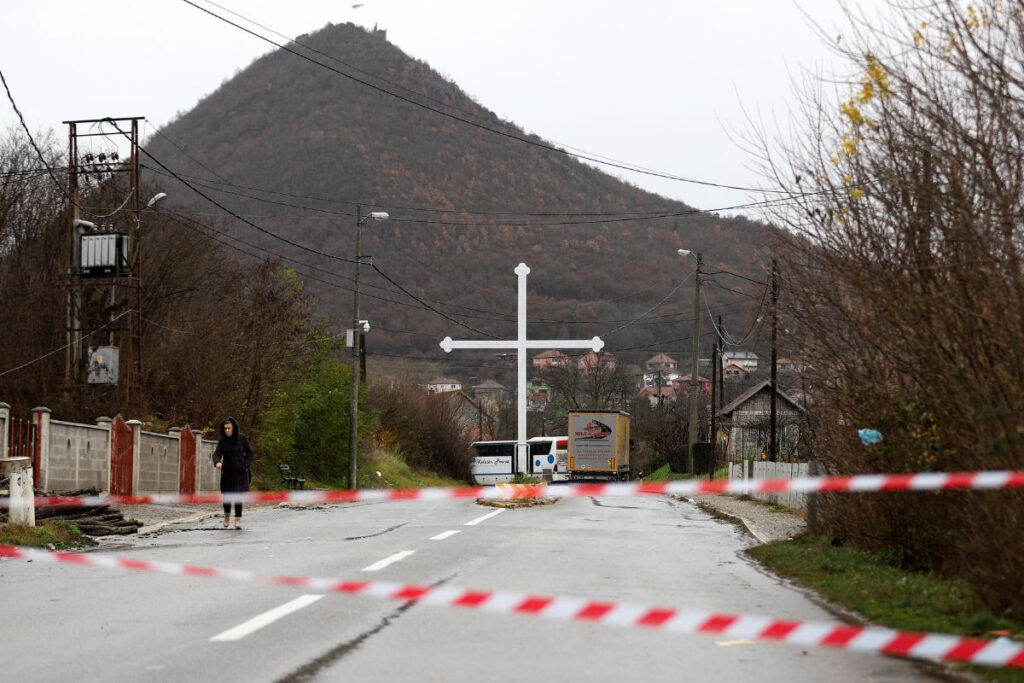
{"left": 751, "top": 0, "right": 1024, "bottom": 614}
{"left": 540, "top": 352, "right": 633, "bottom": 412}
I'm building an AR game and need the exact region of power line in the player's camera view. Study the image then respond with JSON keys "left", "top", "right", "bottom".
{"left": 0, "top": 68, "right": 73, "bottom": 209}
{"left": 181, "top": 0, "right": 795, "bottom": 195}
{"left": 143, "top": 163, "right": 800, "bottom": 228}
{"left": 0, "top": 311, "right": 131, "bottom": 378}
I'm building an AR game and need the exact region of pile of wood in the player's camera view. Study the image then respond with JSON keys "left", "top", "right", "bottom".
{"left": 35, "top": 489, "right": 142, "bottom": 536}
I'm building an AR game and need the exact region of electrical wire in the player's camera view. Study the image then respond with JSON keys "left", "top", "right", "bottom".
{"left": 181, "top": 0, "right": 796, "bottom": 195}
{"left": 0, "top": 68, "right": 78, "bottom": 212}
{"left": 0, "top": 311, "right": 131, "bottom": 378}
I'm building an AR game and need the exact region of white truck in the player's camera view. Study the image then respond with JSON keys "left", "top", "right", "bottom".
{"left": 567, "top": 410, "right": 631, "bottom": 481}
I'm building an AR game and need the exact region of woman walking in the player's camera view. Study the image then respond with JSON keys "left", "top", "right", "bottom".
{"left": 212, "top": 417, "right": 254, "bottom": 529}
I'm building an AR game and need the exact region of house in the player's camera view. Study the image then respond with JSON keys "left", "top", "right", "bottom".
{"left": 776, "top": 357, "right": 800, "bottom": 373}
{"left": 425, "top": 377, "right": 462, "bottom": 394}
{"left": 472, "top": 379, "right": 507, "bottom": 403}
{"left": 532, "top": 350, "right": 569, "bottom": 369}
{"left": 716, "top": 380, "right": 806, "bottom": 462}
{"left": 432, "top": 390, "right": 494, "bottom": 441}
{"left": 644, "top": 370, "right": 681, "bottom": 387}
{"left": 645, "top": 353, "right": 678, "bottom": 374}
{"left": 673, "top": 374, "right": 712, "bottom": 396}
{"left": 526, "top": 379, "right": 551, "bottom": 412}
{"left": 722, "top": 350, "right": 759, "bottom": 372}
{"left": 638, "top": 385, "right": 676, "bottom": 406}
{"left": 723, "top": 363, "right": 747, "bottom": 380}
{"left": 577, "top": 350, "right": 616, "bottom": 372}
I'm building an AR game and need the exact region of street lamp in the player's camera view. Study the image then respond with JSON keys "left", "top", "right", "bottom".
{"left": 679, "top": 248, "right": 703, "bottom": 474}
{"left": 349, "top": 205, "right": 389, "bottom": 490}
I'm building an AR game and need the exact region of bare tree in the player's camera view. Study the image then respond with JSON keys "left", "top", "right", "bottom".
{"left": 749, "top": 0, "right": 1024, "bottom": 613}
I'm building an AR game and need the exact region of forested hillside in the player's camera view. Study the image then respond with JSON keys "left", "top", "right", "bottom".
{"left": 146, "top": 22, "right": 777, "bottom": 374}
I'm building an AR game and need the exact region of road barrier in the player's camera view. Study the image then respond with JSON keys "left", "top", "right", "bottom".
{"left": 8, "top": 469, "right": 1024, "bottom": 509}
{"left": 0, "top": 543, "right": 1020, "bottom": 669}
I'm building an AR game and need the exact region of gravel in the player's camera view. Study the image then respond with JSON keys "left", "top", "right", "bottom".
{"left": 691, "top": 494, "right": 807, "bottom": 543}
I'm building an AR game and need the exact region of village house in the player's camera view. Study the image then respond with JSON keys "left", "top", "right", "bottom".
{"left": 472, "top": 379, "right": 507, "bottom": 405}
{"left": 716, "top": 380, "right": 805, "bottom": 462}
{"left": 425, "top": 377, "right": 462, "bottom": 394}
{"left": 638, "top": 385, "right": 676, "bottom": 406}
{"left": 532, "top": 349, "right": 569, "bottom": 369}
{"left": 722, "top": 350, "right": 759, "bottom": 372}
{"left": 645, "top": 352, "right": 678, "bottom": 374}
{"left": 723, "top": 363, "right": 747, "bottom": 380}
{"left": 577, "top": 350, "right": 616, "bottom": 371}
{"left": 526, "top": 379, "right": 551, "bottom": 411}
{"left": 673, "top": 373, "right": 713, "bottom": 396}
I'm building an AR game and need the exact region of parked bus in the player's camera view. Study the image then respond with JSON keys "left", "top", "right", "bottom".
{"left": 527, "top": 436, "right": 569, "bottom": 482}
{"left": 469, "top": 437, "right": 570, "bottom": 484}
{"left": 469, "top": 440, "right": 516, "bottom": 484}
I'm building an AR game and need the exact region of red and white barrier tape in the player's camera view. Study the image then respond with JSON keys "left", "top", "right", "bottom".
{"left": 1, "top": 543, "right": 1020, "bottom": 668}
{"left": 12, "top": 469, "right": 1024, "bottom": 509}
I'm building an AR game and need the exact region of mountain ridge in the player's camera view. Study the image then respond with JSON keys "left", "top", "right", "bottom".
{"left": 146, "top": 21, "right": 777, "bottom": 366}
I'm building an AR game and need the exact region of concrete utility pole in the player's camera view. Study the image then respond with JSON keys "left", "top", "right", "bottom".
{"left": 349, "top": 205, "right": 388, "bottom": 490}
{"left": 687, "top": 252, "right": 703, "bottom": 474}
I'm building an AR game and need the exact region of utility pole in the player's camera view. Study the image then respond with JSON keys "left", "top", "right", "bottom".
{"left": 349, "top": 206, "right": 389, "bottom": 490}
{"left": 349, "top": 206, "right": 364, "bottom": 491}
{"left": 769, "top": 258, "right": 779, "bottom": 462}
{"left": 687, "top": 252, "right": 703, "bottom": 474}
{"left": 709, "top": 319, "right": 719, "bottom": 479}
{"left": 64, "top": 117, "right": 144, "bottom": 411}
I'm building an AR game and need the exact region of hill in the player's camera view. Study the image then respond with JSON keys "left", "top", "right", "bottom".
{"left": 145, "top": 22, "right": 778, "bottom": 378}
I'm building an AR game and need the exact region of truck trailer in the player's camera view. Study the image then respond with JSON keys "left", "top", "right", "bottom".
{"left": 567, "top": 410, "right": 631, "bottom": 481}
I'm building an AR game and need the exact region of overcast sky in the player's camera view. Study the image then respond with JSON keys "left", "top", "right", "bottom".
{"left": 0, "top": 0, "right": 878, "bottom": 214}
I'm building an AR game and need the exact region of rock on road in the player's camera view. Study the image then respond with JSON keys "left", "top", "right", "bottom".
{"left": 0, "top": 495, "right": 940, "bottom": 682}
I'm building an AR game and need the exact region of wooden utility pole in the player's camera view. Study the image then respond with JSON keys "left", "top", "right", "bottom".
{"left": 709, "top": 319, "right": 719, "bottom": 479}
{"left": 687, "top": 253, "right": 703, "bottom": 474}
{"left": 769, "top": 258, "right": 779, "bottom": 462}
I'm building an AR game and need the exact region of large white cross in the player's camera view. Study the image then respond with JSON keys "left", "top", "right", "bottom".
{"left": 441, "top": 263, "right": 604, "bottom": 475}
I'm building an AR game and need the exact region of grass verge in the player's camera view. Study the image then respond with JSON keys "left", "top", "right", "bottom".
{"left": 748, "top": 534, "right": 1024, "bottom": 682}
{"left": 644, "top": 463, "right": 730, "bottom": 481}
{"left": 0, "top": 520, "right": 93, "bottom": 549}
{"left": 363, "top": 448, "right": 467, "bottom": 489}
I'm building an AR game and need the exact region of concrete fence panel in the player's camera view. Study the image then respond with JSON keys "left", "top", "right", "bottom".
{"left": 137, "top": 431, "right": 180, "bottom": 494}
{"left": 46, "top": 421, "right": 111, "bottom": 493}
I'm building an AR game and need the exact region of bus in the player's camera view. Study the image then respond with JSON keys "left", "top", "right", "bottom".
{"left": 527, "top": 436, "right": 569, "bottom": 482}
{"left": 469, "top": 440, "right": 516, "bottom": 484}
{"left": 469, "top": 437, "right": 570, "bottom": 484}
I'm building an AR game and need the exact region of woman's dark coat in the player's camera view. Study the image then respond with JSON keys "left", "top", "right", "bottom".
{"left": 211, "top": 417, "right": 254, "bottom": 493}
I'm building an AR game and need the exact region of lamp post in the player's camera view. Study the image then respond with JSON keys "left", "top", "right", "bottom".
{"left": 678, "top": 248, "right": 703, "bottom": 474}
{"left": 349, "top": 205, "right": 389, "bottom": 490}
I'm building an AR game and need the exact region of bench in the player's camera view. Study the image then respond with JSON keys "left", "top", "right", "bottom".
{"left": 277, "top": 463, "right": 306, "bottom": 490}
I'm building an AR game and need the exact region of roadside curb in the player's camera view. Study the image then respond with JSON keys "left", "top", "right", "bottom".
{"left": 687, "top": 497, "right": 773, "bottom": 544}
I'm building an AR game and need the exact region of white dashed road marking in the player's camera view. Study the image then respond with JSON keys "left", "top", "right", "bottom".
{"left": 464, "top": 508, "right": 505, "bottom": 526}
{"left": 430, "top": 530, "right": 461, "bottom": 540}
{"left": 210, "top": 594, "right": 324, "bottom": 642}
{"left": 361, "top": 550, "right": 416, "bottom": 572}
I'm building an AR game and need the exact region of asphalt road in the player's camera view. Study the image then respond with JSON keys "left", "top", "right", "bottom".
{"left": 1, "top": 495, "right": 941, "bottom": 682}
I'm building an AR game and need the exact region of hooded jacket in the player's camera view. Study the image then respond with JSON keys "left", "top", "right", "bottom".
{"left": 212, "top": 417, "right": 254, "bottom": 493}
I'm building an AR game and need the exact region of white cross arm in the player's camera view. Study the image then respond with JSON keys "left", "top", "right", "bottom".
{"left": 440, "top": 336, "right": 603, "bottom": 353}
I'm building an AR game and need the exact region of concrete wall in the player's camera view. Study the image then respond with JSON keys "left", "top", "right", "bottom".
{"left": 197, "top": 438, "right": 221, "bottom": 493}
{"left": 137, "top": 431, "right": 180, "bottom": 494}
{"left": 46, "top": 420, "right": 110, "bottom": 493}
{"left": 730, "top": 460, "right": 809, "bottom": 510}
